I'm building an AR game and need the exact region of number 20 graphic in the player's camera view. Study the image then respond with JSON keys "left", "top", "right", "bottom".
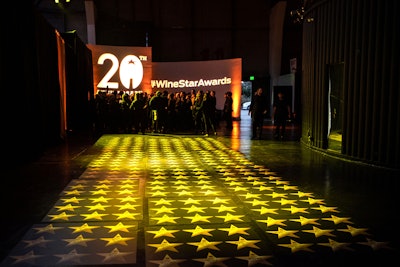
{"left": 97, "top": 53, "right": 144, "bottom": 90}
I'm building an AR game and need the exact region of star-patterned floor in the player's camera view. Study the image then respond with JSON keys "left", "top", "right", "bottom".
{"left": 1, "top": 129, "right": 398, "bottom": 267}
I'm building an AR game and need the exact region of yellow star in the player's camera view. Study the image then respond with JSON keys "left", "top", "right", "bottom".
{"left": 149, "top": 190, "right": 168, "bottom": 197}
{"left": 303, "top": 226, "right": 335, "bottom": 238}
{"left": 250, "top": 180, "right": 267, "bottom": 186}
{"left": 85, "top": 203, "right": 111, "bottom": 211}
{"left": 197, "top": 180, "right": 212, "bottom": 185}
{"left": 33, "top": 224, "right": 63, "bottom": 234}
{"left": 184, "top": 213, "right": 213, "bottom": 223}
{"left": 253, "top": 164, "right": 265, "bottom": 169}
{"left": 216, "top": 213, "right": 245, "bottom": 222}
{"left": 175, "top": 175, "right": 190, "bottom": 180}
{"left": 207, "top": 197, "right": 230, "bottom": 205}
{"left": 280, "top": 185, "right": 299, "bottom": 191}
{"left": 148, "top": 254, "right": 186, "bottom": 266}
{"left": 177, "top": 190, "right": 195, "bottom": 196}
{"left": 101, "top": 234, "right": 134, "bottom": 246}
{"left": 251, "top": 206, "right": 279, "bottom": 215}
{"left": 147, "top": 226, "right": 180, "bottom": 238}
{"left": 273, "top": 198, "right": 298, "bottom": 206}
{"left": 312, "top": 205, "right": 339, "bottom": 213}
{"left": 120, "top": 179, "right": 136, "bottom": 184}
{"left": 291, "top": 191, "right": 314, "bottom": 198}
{"left": 223, "top": 172, "right": 236, "bottom": 177}
{"left": 119, "top": 184, "right": 136, "bottom": 190}
{"left": 174, "top": 171, "right": 187, "bottom": 175}
{"left": 151, "top": 205, "right": 177, "bottom": 214}
{"left": 275, "top": 180, "right": 290, "bottom": 186}
{"left": 226, "top": 236, "right": 261, "bottom": 250}
{"left": 300, "top": 197, "right": 325, "bottom": 205}
{"left": 322, "top": 215, "right": 352, "bottom": 225}
{"left": 114, "top": 211, "right": 140, "bottom": 220}
{"left": 118, "top": 196, "right": 140, "bottom": 203}
{"left": 23, "top": 236, "right": 52, "bottom": 248}
{"left": 148, "top": 181, "right": 165, "bottom": 185}
{"left": 115, "top": 203, "right": 140, "bottom": 211}
{"left": 69, "top": 184, "right": 87, "bottom": 190}
{"left": 179, "top": 198, "right": 202, "bottom": 205}
{"left": 257, "top": 217, "right": 287, "bottom": 227}
{"left": 240, "top": 192, "right": 261, "bottom": 199}
{"left": 290, "top": 216, "right": 321, "bottom": 226}
{"left": 202, "top": 190, "right": 219, "bottom": 196}
{"left": 104, "top": 222, "right": 136, "bottom": 233}
{"left": 193, "top": 252, "right": 230, "bottom": 266}
{"left": 148, "top": 185, "right": 167, "bottom": 191}
{"left": 218, "top": 224, "right": 250, "bottom": 236}
{"left": 60, "top": 197, "right": 84, "bottom": 204}
{"left": 152, "top": 175, "right": 168, "bottom": 180}
{"left": 256, "top": 185, "right": 274, "bottom": 192}
{"left": 233, "top": 186, "right": 248, "bottom": 192}
{"left": 48, "top": 212, "right": 76, "bottom": 221}
{"left": 97, "top": 179, "right": 112, "bottom": 184}
{"left": 81, "top": 211, "right": 108, "bottom": 221}
{"left": 266, "top": 227, "right": 300, "bottom": 239}
{"left": 64, "top": 189, "right": 83, "bottom": 196}
{"left": 63, "top": 234, "right": 96, "bottom": 247}
{"left": 89, "top": 196, "right": 112, "bottom": 203}
{"left": 54, "top": 204, "right": 80, "bottom": 212}
{"left": 278, "top": 239, "right": 314, "bottom": 253}
{"left": 282, "top": 205, "right": 309, "bottom": 214}
{"left": 97, "top": 247, "right": 134, "bottom": 263}
{"left": 181, "top": 205, "right": 207, "bottom": 213}
{"left": 318, "top": 238, "right": 353, "bottom": 252}
{"left": 337, "top": 225, "right": 370, "bottom": 236}
{"left": 187, "top": 237, "right": 222, "bottom": 251}
{"left": 172, "top": 180, "right": 188, "bottom": 185}
{"left": 235, "top": 251, "right": 273, "bottom": 266}
{"left": 152, "top": 214, "right": 180, "bottom": 224}
{"left": 151, "top": 198, "right": 175, "bottom": 206}
{"left": 245, "top": 199, "right": 269, "bottom": 206}
{"left": 222, "top": 177, "right": 238, "bottom": 181}
{"left": 53, "top": 248, "right": 89, "bottom": 263}
{"left": 89, "top": 189, "right": 111, "bottom": 195}
{"left": 148, "top": 239, "right": 183, "bottom": 253}
{"left": 228, "top": 181, "right": 244, "bottom": 186}
{"left": 9, "top": 250, "right": 43, "bottom": 263}
{"left": 267, "top": 175, "right": 282, "bottom": 181}
{"left": 210, "top": 204, "right": 236, "bottom": 213}
{"left": 69, "top": 223, "right": 100, "bottom": 234}
{"left": 262, "top": 170, "right": 277, "bottom": 175}
{"left": 171, "top": 185, "right": 190, "bottom": 190}
{"left": 183, "top": 225, "right": 216, "bottom": 237}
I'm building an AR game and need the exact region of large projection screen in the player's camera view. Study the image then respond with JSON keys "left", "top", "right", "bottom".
{"left": 152, "top": 59, "right": 242, "bottom": 118}
{"left": 87, "top": 44, "right": 242, "bottom": 118}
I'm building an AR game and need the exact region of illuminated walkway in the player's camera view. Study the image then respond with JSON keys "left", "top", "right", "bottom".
{"left": 0, "top": 132, "right": 397, "bottom": 266}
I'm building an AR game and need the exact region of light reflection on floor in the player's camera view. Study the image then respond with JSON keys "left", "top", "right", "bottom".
{"left": 0, "top": 135, "right": 395, "bottom": 267}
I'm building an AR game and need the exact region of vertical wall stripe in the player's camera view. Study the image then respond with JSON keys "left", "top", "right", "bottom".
{"left": 302, "top": 0, "right": 400, "bottom": 169}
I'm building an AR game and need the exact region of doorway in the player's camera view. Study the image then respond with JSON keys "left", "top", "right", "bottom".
{"left": 328, "top": 63, "right": 344, "bottom": 152}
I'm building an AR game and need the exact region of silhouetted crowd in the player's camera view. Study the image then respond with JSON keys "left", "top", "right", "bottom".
{"left": 92, "top": 89, "right": 232, "bottom": 136}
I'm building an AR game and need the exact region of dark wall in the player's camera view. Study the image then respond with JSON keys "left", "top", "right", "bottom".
{"left": 302, "top": 0, "right": 400, "bottom": 169}
{"left": 93, "top": 0, "right": 276, "bottom": 79}
{"left": 0, "top": 2, "right": 93, "bottom": 168}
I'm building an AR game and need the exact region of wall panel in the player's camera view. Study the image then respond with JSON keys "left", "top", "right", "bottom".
{"left": 302, "top": 0, "right": 400, "bottom": 169}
